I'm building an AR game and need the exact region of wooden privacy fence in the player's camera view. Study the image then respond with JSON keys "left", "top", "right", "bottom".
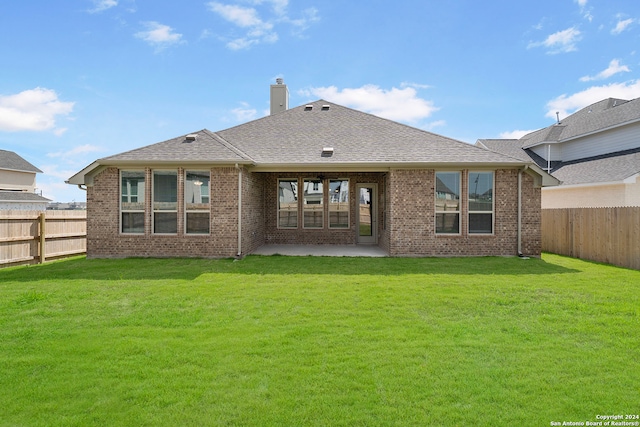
{"left": 542, "top": 207, "right": 640, "bottom": 270}
{"left": 0, "top": 210, "right": 86, "bottom": 267}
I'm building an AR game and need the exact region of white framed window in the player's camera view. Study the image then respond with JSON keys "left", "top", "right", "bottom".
{"left": 435, "top": 171, "right": 461, "bottom": 234}
{"left": 329, "top": 179, "right": 349, "bottom": 228}
{"left": 153, "top": 170, "right": 178, "bottom": 234}
{"left": 278, "top": 179, "right": 298, "bottom": 228}
{"left": 303, "top": 178, "right": 323, "bottom": 228}
{"left": 468, "top": 171, "right": 494, "bottom": 234}
{"left": 185, "top": 171, "right": 210, "bottom": 234}
{"left": 120, "top": 170, "right": 145, "bottom": 234}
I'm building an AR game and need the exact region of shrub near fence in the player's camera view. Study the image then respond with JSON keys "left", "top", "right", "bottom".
{"left": 0, "top": 210, "right": 86, "bottom": 267}
{"left": 542, "top": 207, "right": 640, "bottom": 270}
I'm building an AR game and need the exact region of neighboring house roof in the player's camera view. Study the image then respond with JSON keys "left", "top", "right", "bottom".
{"left": 0, "top": 149, "right": 43, "bottom": 173}
{"left": 477, "top": 97, "right": 640, "bottom": 187}
{"left": 435, "top": 177, "right": 456, "bottom": 195}
{"left": 476, "top": 139, "right": 530, "bottom": 162}
{"left": 550, "top": 147, "right": 640, "bottom": 185}
{"left": 69, "top": 100, "right": 542, "bottom": 185}
{"left": 476, "top": 139, "right": 561, "bottom": 170}
{"left": 0, "top": 190, "right": 50, "bottom": 203}
{"left": 521, "top": 97, "right": 640, "bottom": 148}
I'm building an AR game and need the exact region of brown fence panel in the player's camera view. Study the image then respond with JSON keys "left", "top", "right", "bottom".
{"left": 0, "top": 210, "right": 86, "bottom": 267}
{"left": 542, "top": 207, "right": 640, "bottom": 270}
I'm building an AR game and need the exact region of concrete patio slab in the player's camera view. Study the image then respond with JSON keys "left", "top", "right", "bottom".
{"left": 251, "top": 244, "right": 388, "bottom": 257}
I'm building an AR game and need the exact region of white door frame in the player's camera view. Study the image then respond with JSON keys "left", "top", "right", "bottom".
{"left": 356, "top": 183, "right": 377, "bottom": 244}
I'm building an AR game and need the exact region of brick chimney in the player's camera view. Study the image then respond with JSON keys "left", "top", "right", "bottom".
{"left": 270, "top": 78, "right": 289, "bottom": 115}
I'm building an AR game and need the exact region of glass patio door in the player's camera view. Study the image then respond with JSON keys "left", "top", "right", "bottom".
{"left": 356, "top": 184, "right": 377, "bottom": 244}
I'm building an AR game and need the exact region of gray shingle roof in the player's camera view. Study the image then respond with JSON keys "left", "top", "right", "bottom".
{"left": 476, "top": 139, "right": 530, "bottom": 161}
{"left": 522, "top": 97, "right": 640, "bottom": 148}
{"left": 100, "top": 129, "right": 252, "bottom": 164}
{"left": 0, "top": 150, "right": 42, "bottom": 173}
{"left": 216, "top": 100, "right": 523, "bottom": 166}
{"left": 69, "top": 99, "right": 535, "bottom": 186}
{"left": 550, "top": 147, "right": 640, "bottom": 185}
{"left": 0, "top": 191, "right": 50, "bottom": 202}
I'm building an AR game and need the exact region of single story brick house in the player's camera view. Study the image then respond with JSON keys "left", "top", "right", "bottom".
{"left": 68, "top": 81, "right": 557, "bottom": 258}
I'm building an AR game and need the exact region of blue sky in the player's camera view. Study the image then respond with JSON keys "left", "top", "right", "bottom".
{"left": 1, "top": 0, "right": 639, "bottom": 202}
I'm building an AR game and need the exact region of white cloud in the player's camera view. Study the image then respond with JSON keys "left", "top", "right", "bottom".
{"left": 425, "top": 120, "right": 446, "bottom": 130}
{"left": 231, "top": 103, "right": 258, "bottom": 122}
{"left": 281, "top": 7, "right": 319, "bottom": 35}
{"left": 38, "top": 164, "right": 89, "bottom": 202}
{"left": 528, "top": 27, "right": 582, "bottom": 54}
{"left": 574, "top": 0, "right": 593, "bottom": 22}
{"left": 545, "top": 79, "right": 640, "bottom": 119}
{"left": 612, "top": 18, "right": 634, "bottom": 35}
{"left": 499, "top": 130, "right": 537, "bottom": 139}
{"left": 47, "top": 144, "right": 104, "bottom": 159}
{"left": 401, "top": 81, "right": 432, "bottom": 90}
{"left": 88, "top": 0, "right": 118, "bottom": 13}
{"left": 209, "top": 3, "right": 265, "bottom": 27}
{"left": 580, "top": 59, "right": 630, "bottom": 82}
{"left": 207, "top": 1, "right": 318, "bottom": 50}
{"left": 301, "top": 84, "right": 439, "bottom": 123}
{"left": 0, "top": 88, "right": 74, "bottom": 133}
{"left": 208, "top": 2, "right": 276, "bottom": 49}
{"left": 135, "top": 22, "right": 184, "bottom": 52}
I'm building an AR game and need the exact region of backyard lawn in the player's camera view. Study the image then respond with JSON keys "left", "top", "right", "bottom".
{"left": 1, "top": 254, "right": 638, "bottom": 426}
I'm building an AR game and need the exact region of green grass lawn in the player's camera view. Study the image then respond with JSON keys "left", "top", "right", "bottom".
{"left": 1, "top": 254, "right": 638, "bottom": 426}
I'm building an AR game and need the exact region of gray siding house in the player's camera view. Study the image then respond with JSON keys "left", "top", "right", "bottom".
{"left": 477, "top": 97, "right": 640, "bottom": 208}
{"left": 68, "top": 82, "right": 555, "bottom": 258}
{"left": 0, "top": 149, "right": 50, "bottom": 210}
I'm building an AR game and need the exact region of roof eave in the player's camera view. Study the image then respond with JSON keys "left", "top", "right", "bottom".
{"left": 0, "top": 167, "right": 41, "bottom": 174}
{"left": 250, "top": 160, "right": 528, "bottom": 172}
{"left": 526, "top": 163, "right": 560, "bottom": 187}
{"left": 67, "top": 159, "right": 256, "bottom": 186}
{"left": 522, "top": 139, "right": 562, "bottom": 149}
{"left": 98, "top": 159, "right": 254, "bottom": 166}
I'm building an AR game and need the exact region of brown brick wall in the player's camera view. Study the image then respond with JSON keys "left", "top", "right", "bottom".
{"left": 87, "top": 166, "right": 239, "bottom": 258}
{"left": 521, "top": 171, "right": 542, "bottom": 256}
{"left": 241, "top": 167, "right": 266, "bottom": 255}
{"left": 86, "top": 166, "right": 541, "bottom": 258}
{"left": 387, "top": 168, "right": 541, "bottom": 257}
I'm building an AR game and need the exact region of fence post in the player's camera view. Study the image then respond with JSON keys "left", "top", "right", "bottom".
{"left": 39, "top": 212, "right": 46, "bottom": 264}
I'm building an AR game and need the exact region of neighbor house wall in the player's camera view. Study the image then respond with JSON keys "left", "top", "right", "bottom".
{"left": 0, "top": 169, "right": 37, "bottom": 192}
{"left": 86, "top": 166, "right": 239, "bottom": 258}
{"left": 561, "top": 122, "right": 640, "bottom": 162}
{"left": 542, "top": 182, "right": 632, "bottom": 208}
{"left": 626, "top": 176, "right": 640, "bottom": 206}
{"left": 387, "top": 168, "right": 541, "bottom": 257}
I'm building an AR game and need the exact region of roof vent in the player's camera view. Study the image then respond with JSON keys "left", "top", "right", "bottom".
{"left": 185, "top": 134, "right": 198, "bottom": 141}
{"left": 321, "top": 104, "right": 330, "bottom": 110}
{"left": 321, "top": 147, "right": 334, "bottom": 157}
{"left": 305, "top": 104, "right": 314, "bottom": 110}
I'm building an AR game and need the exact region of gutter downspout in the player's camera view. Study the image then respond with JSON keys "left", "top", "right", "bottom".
{"left": 235, "top": 164, "right": 242, "bottom": 257}
{"left": 547, "top": 144, "right": 551, "bottom": 172}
